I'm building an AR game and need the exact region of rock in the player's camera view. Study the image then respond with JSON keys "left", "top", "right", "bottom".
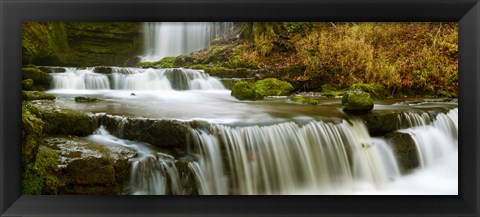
{"left": 342, "top": 90, "right": 374, "bottom": 112}
{"left": 93, "top": 66, "right": 113, "bottom": 74}
{"left": 102, "top": 115, "right": 189, "bottom": 148}
{"left": 22, "top": 91, "right": 56, "bottom": 101}
{"left": 288, "top": 95, "right": 318, "bottom": 105}
{"left": 384, "top": 132, "right": 420, "bottom": 174}
{"left": 22, "top": 67, "right": 52, "bottom": 89}
{"left": 39, "top": 108, "right": 97, "bottom": 136}
{"left": 231, "top": 81, "right": 264, "bottom": 100}
{"left": 254, "top": 78, "right": 294, "bottom": 96}
{"left": 364, "top": 110, "right": 403, "bottom": 135}
{"left": 174, "top": 155, "right": 200, "bottom": 195}
{"left": 74, "top": 96, "right": 100, "bottom": 102}
{"left": 21, "top": 102, "right": 44, "bottom": 167}
{"left": 42, "top": 136, "right": 136, "bottom": 194}
{"left": 22, "top": 79, "right": 34, "bottom": 90}
{"left": 38, "top": 66, "right": 67, "bottom": 73}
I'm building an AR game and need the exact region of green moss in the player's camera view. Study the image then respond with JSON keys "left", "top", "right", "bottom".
{"left": 321, "top": 84, "right": 345, "bottom": 97}
{"left": 231, "top": 81, "right": 264, "bottom": 100}
{"left": 22, "top": 91, "right": 56, "bottom": 101}
{"left": 289, "top": 96, "right": 318, "bottom": 105}
{"left": 22, "top": 164, "right": 43, "bottom": 195}
{"left": 22, "top": 79, "right": 34, "bottom": 90}
{"left": 205, "top": 65, "right": 231, "bottom": 76}
{"left": 173, "top": 55, "right": 194, "bottom": 68}
{"left": 342, "top": 90, "right": 374, "bottom": 112}
{"left": 254, "top": 78, "right": 294, "bottom": 96}
{"left": 22, "top": 67, "right": 52, "bottom": 88}
{"left": 39, "top": 108, "right": 96, "bottom": 136}
{"left": 189, "top": 64, "right": 207, "bottom": 70}
{"left": 22, "top": 102, "right": 44, "bottom": 166}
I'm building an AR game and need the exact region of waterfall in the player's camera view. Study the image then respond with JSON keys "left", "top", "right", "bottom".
{"left": 51, "top": 68, "right": 110, "bottom": 90}
{"left": 400, "top": 108, "right": 458, "bottom": 168}
{"left": 187, "top": 120, "right": 400, "bottom": 195}
{"left": 49, "top": 67, "right": 225, "bottom": 91}
{"left": 142, "top": 22, "right": 234, "bottom": 62}
{"left": 86, "top": 108, "right": 457, "bottom": 195}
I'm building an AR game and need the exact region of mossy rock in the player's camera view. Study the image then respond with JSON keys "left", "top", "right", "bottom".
{"left": 342, "top": 90, "right": 374, "bottom": 112}
{"left": 102, "top": 115, "right": 189, "bottom": 148}
{"left": 288, "top": 95, "right": 318, "bottom": 105}
{"left": 364, "top": 110, "right": 403, "bottom": 135}
{"left": 39, "top": 108, "right": 96, "bottom": 136}
{"left": 254, "top": 78, "right": 294, "bottom": 96}
{"left": 22, "top": 79, "right": 34, "bottom": 90}
{"left": 22, "top": 102, "right": 45, "bottom": 167}
{"left": 75, "top": 96, "right": 100, "bottom": 102}
{"left": 231, "top": 81, "right": 264, "bottom": 100}
{"left": 93, "top": 66, "right": 113, "bottom": 74}
{"left": 40, "top": 136, "right": 136, "bottom": 194}
{"left": 22, "top": 91, "right": 56, "bottom": 101}
{"left": 22, "top": 67, "right": 52, "bottom": 88}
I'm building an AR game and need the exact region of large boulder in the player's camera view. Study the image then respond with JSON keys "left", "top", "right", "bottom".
{"left": 102, "top": 115, "right": 189, "bottom": 148}
{"left": 231, "top": 81, "right": 264, "bottom": 100}
{"left": 254, "top": 78, "right": 294, "bottom": 96}
{"left": 384, "top": 132, "right": 420, "bottom": 174}
{"left": 342, "top": 90, "right": 374, "bottom": 112}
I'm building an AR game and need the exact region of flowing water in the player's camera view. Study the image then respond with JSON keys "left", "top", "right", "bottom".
{"left": 142, "top": 22, "right": 233, "bottom": 62}
{"left": 42, "top": 66, "right": 458, "bottom": 195}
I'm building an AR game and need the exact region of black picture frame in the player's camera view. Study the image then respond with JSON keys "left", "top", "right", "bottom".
{"left": 1, "top": 0, "right": 479, "bottom": 216}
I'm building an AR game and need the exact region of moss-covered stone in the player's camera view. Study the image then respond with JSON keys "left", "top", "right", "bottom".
{"left": 22, "top": 91, "right": 56, "bottom": 101}
{"left": 364, "top": 110, "right": 403, "bottom": 135}
{"left": 93, "top": 66, "right": 113, "bottom": 74}
{"left": 254, "top": 78, "right": 294, "bottom": 96}
{"left": 39, "top": 136, "right": 136, "bottom": 194}
{"left": 22, "top": 102, "right": 45, "bottom": 167}
{"left": 22, "top": 67, "right": 52, "bottom": 89}
{"left": 39, "top": 108, "right": 96, "bottom": 136}
{"left": 288, "top": 95, "right": 318, "bottom": 105}
{"left": 74, "top": 96, "right": 100, "bottom": 102}
{"left": 342, "top": 90, "right": 374, "bottom": 112}
{"left": 231, "top": 81, "right": 264, "bottom": 100}
{"left": 22, "top": 79, "right": 34, "bottom": 90}
{"left": 102, "top": 115, "right": 189, "bottom": 148}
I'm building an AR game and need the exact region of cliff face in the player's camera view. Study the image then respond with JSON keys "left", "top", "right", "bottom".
{"left": 22, "top": 22, "right": 141, "bottom": 67}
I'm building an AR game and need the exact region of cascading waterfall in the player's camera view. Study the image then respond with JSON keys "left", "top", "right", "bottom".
{"left": 51, "top": 68, "right": 110, "bottom": 90}
{"left": 142, "top": 22, "right": 234, "bottom": 62}
{"left": 85, "top": 108, "right": 457, "bottom": 195}
{"left": 49, "top": 67, "right": 225, "bottom": 91}
{"left": 187, "top": 120, "right": 400, "bottom": 195}
{"left": 400, "top": 108, "right": 458, "bottom": 168}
